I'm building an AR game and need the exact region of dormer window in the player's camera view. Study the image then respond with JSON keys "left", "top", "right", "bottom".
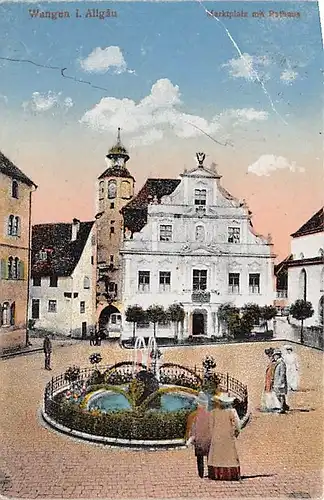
{"left": 159, "top": 225, "right": 172, "bottom": 242}
{"left": 12, "top": 180, "right": 18, "bottom": 199}
{"left": 228, "top": 227, "right": 240, "bottom": 244}
{"left": 194, "top": 189, "right": 206, "bottom": 206}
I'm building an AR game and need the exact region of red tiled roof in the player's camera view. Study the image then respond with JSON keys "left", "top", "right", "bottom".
{"left": 121, "top": 178, "right": 181, "bottom": 232}
{"left": 31, "top": 221, "right": 94, "bottom": 277}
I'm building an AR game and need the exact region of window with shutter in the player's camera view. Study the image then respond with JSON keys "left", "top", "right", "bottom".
{"left": 10, "top": 302, "right": 15, "bottom": 325}
{"left": 8, "top": 257, "right": 13, "bottom": 279}
{"left": 19, "top": 260, "right": 25, "bottom": 280}
{"left": 2, "top": 302, "right": 10, "bottom": 326}
{"left": 8, "top": 215, "right": 14, "bottom": 235}
{"left": 0, "top": 259, "right": 7, "bottom": 279}
{"left": 13, "top": 257, "right": 19, "bottom": 279}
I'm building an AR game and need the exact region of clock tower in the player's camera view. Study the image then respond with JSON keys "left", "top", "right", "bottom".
{"left": 96, "top": 128, "right": 135, "bottom": 332}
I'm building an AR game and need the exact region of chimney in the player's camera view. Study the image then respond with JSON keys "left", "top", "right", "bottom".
{"left": 71, "top": 218, "right": 80, "bottom": 241}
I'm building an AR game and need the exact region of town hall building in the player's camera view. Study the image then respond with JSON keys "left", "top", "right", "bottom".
{"left": 120, "top": 153, "right": 276, "bottom": 339}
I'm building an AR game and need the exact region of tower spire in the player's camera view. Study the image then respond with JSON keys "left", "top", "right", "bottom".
{"left": 106, "top": 127, "right": 130, "bottom": 165}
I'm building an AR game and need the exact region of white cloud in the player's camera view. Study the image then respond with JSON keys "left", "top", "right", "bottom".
{"left": 79, "top": 46, "right": 133, "bottom": 74}
{"left": 22, "top": 91, "right": 74, "bottom": 113}
{"left": 248, "top": 155, "right": 305, "bottom": 176}
{"left": 280, "top": 69, "right": 298, "bottom": 84}
{"left": 130, "top": 129, "right": 164, "bottom": 147}
{"left": 224, "top": 108, "right": 268, "bottom": 123}
{"left": 223, "top": 53, "right": 270, "bottom": 82}
{"left": 80, "top": 78, "right": 267, "bottom": 146}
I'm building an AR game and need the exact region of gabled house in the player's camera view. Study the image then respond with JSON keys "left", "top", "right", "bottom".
{"left": 287, "top": 207, "right": 324, "bottom": 327}
{"left": 120, "top": 153, "right": 276, "bottom": 339}
{"left": 0, "top": 150, "right": 37, "bottom": 353}
{"left": 29, "top": 218, "right": 96, "bottom": 338}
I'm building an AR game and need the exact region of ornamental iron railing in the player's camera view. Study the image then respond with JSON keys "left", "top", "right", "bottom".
{"left": 44, "top": 363, "right": 249, "bottom": 421}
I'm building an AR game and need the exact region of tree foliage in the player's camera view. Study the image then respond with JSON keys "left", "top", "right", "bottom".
{"left": 289, "top": 299, "right": 314, "bottom": 344}
{"left": 260, "top": 305, "right": 277, "bottom": 331}
{"left": 125, "top": 305, "right": 146, "bottom": 338}
{"left": 167, "top": 304, "right": 185, "bottom": 340}
{"left": 146, "top": 305, "right": 166, "bottom": 337}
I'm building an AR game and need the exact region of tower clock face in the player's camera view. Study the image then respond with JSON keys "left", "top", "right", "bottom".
{"left": 108, "top": 181, "right": 117, "bottom": 199}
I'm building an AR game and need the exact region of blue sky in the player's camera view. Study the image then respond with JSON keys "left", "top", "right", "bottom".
{"left": 0, "top": 1, "right": 322, "bottom": 117}
{"left": 0, "top": 1, "right": 322, "bottom": 258}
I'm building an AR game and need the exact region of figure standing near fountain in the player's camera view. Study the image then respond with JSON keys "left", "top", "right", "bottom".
{"left": 186, "top": 392, "right": 212, "bottom": 478}
{"left": 43, "top": 335, "right": 52, "bottom": 371}
{"left": 260, "top": 347, "right": 281, "bottom": 412}
{"left": 272, "top": 348, "right": 289, "bottom": 414}
{"left": 207, "top": 394, "right": 241, "bottom": 481}
{"left": 282, "top": 345, "right": 299, "bottom": 391}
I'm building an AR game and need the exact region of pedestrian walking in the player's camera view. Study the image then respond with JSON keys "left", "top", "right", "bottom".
{"left": 282, "top": 345, "right": 299, "bottom": 391}
{"left": 260, "top": 348, "right": 281, "bottom": 412}
{"left": 96, "top": 329, "right": 102, "bottom": 346}
{"left": 207, "top": 394, "right": 241, "bottom": 481}
{"left": 89, "top": 329, "right": 95, "bottom": 346}
{"left": 43, "top": 335, "right": 52, "bottom": 371}
{"left": 272, "top": 348, "right": 289, "bottom": 413}
{"left": 186, "top": 392, "right": 212, "bottom": 478}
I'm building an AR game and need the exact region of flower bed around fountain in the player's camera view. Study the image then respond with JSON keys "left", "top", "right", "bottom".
{"left": 42, "top": 345, "right": 249, "bottom": 447}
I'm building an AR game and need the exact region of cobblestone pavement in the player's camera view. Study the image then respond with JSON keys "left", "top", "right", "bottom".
{"left": 0, "top": 341, "right": 323, "bottom": 499}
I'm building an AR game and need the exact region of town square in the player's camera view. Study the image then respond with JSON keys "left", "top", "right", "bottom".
{"left": 0, "top": 340, "right": 323, "bottom": 499}
{"left": 0, "top": 0, "right": 323, "bottom": 499}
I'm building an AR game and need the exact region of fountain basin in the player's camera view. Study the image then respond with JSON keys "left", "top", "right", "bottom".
{"left": 86, "top": 387, "right": 197, "bottom": 413}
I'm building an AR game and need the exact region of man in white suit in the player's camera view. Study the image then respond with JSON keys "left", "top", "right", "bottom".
{"left": 272, "top": 348, "right": 289, "bottom": 414}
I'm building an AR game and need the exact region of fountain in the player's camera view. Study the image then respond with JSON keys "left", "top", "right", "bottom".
{"left": 132, "top": 336, "right": 159, "bottom": 376}
{"left": 43, "top": 352, "right": 249, "bottom": 447}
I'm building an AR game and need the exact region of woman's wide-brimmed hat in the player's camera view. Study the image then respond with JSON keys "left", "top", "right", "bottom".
{"left": 213, "top": 393, "right": 235, "bottom": 405}
{"left": 197, "top": 392, "right": 209, "bottom": 406}
{"left": 272, "top": 348, "right": 282, "bottom": 356}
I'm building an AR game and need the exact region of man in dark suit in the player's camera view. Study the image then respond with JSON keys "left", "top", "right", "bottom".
{"left": 43, "top": 335, "right": 52, "bottom": 370}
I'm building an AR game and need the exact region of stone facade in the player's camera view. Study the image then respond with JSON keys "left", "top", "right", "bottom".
{"left": 0, "top": 151, "right": 37, "bottom": 352}
{"left": 121, "top": 154, "right": 275, "bottom": 339}
{"left": 29, "top": 220, "right": 96, "bottom": 338}
{"left": 287, "top": 208, "right": 324, "bottom": 327}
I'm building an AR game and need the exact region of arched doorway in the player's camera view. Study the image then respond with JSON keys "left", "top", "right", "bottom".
{"left": 192, "top": 309, "right": 207, "bottom": 335}
{"left": 99, "top": 304, "right": 121, "bottom": 337}
{"left": 319, "top": 296, "right": 324, "bottom": 326}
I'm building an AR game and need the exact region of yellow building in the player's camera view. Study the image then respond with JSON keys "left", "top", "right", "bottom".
{"left": 0, "top": 151, "right": 37, "bottom": 353}
{"left": 96, "top": 129, "right": 135, "bottom": 333}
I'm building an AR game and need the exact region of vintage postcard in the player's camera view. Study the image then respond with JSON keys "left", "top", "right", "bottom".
{"left": 0, "top": 0, "right": 323, "bottom": 499}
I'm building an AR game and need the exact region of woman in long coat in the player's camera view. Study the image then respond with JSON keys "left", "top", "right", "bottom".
{"left": 186, "top": 392, "right": 212, "bottom": 478}
{"left": 207, "top": 394, "right": 241, "bottom": 481}
{"left": 261, "top": 348, "right": 281, "bottom": 412}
